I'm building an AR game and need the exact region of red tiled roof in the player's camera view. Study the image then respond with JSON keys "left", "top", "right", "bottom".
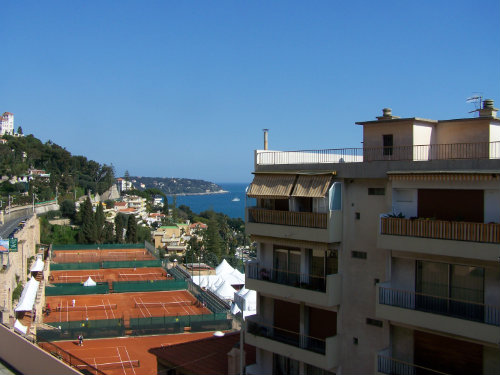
{"left": 119, "top": 208, "right": 136, "bottom": 213}
{"left": 114, "top": 202, "right": 127, "bottom": 207}
{"left": 149, "top": 331, "right": 256, "bottom": 375}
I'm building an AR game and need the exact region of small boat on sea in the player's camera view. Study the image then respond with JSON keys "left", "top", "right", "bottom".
{"left": 232, "top": 197, "right": 240, "bottom": 202}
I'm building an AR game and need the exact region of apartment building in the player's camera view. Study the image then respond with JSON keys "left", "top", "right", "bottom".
{"left": 0, "top": 112, "right": 14, "bottom": 135}
{"left": 244, "top": 99, "right": 500, "bottom": 375}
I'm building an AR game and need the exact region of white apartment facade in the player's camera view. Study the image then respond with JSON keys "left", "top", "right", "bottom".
{"left": 244, "top": 99, "right": 500, "bottom": 374}
{"left": 0, "top": 112, "right": 14, "bottom": 135}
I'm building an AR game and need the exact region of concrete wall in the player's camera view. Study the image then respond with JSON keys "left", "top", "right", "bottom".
{"left": 0, "top": 215, "right": 40, "bottom": 321}
{"left": 339, "top": 178, "right": 390, "bottom": 374}
{"left": 391, "top": 189, "right": 417, "bottom": 217}
{"left": 0, "top": 324, "right": 80, "bottom": 375}
{"left": 485, "top": 266, "right": 500, "bottom": 307}
{"left": 484, "top": 190, "right": 500, "bottom": 223}
{"left": 391, "top": 325, "right": 413, "bottom": 363}
{"left": 362, "top": 120, "right": 414, "bottom": 149}
{"left": 391, "top": 257, "right": 415, "bottom": 291}
{"left": 436, "top": 119, "right": 490, "bottom": 144}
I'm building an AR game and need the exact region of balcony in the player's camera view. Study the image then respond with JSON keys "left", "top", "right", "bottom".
{"left": 256, "top": 141, "right": 500, "bottom": 166}
{"left": 245, "top": 317, "right": 339, "bottom": 370}
{"left": 246, "top": 208, "right": 342, "bottom": 243}
{"left": 378, "top": 217, "right": 500, "bottom": 261}
{"left": 376, "top": 284, "right": 500, "bottom": 344}
{"left": 245, "top": 262, "right": 341, "bottom": 306}
{"left": 376, "top": 350, "right": 451, "bottom": 375}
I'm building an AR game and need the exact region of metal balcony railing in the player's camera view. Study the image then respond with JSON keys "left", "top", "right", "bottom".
{"left": 247, "top": 262, "right": 330, "bottom": 292}
{"left": 247, "top": 208, "right": 328, "bottom": 229}
{"left": 256, "top": 141, "right": 500, "bottom": 165}
{"left": 377, "top": 354, "right": 451, "bottom": 375}
{"left": 380, "top": 217, "right": 500, "bottom": 244}
{"left": 246, "top": 318, "right": 327, "bottom": 355}
{"left": 378, "top": 286, "right": 500, "bottom": 326}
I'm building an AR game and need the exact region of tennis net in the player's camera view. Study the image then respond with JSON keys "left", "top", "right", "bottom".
{"left": 55, "top": 275, "right": 105, "bottom": 282}
{"left": 118, "top": 272, "right": 167, "bottom": 279}
{"left": 78, "top": 360, "right": 140, "bottom": 370}
{"left": 135, "top": 300, "right": 196, "bottom": 309}
{"left": 57, "top": 304, "right": 117, "bottom": 312}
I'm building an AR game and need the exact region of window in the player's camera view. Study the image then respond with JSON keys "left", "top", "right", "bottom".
{"left": 352, "top": 250, "right": 367, "bottom": 259}
{"left": 416, "top": 260, "right": 484, "bottom": 320}
{"left": 383, "top": 134, "right": 393, "bottom": 156}
{"left": 368, "top": 187, "right": 385, "bottom": 195}
{"left": 366, "top": 318, "right": 383, "bottom": 327}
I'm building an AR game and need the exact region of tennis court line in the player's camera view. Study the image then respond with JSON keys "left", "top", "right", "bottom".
{"left": 115, "top": 347, "right": 126, "bottom": 374}
{"left": 133, "top": 297, "right": 147, "bottom": 318}
{"left": 137, "top": 297, "right": 152, "bottom": 317}
{"left": 173, "top": 295, "right": 190, "bottom": 315}
{"left": 122, "top": 345, "right": 137, "bottom": 375}
{"left": 100, "top": 299, "right": 108, "bottom": 319}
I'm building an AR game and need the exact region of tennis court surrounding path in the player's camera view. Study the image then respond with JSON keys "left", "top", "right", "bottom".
{"left": 49, "top": 267, "right": 170, "bottom": 283}
{"left": 52, "top": 248, "right": 156, "bottom": 263}
{"left": 47, "top": 331, "right": 218, "bottom": 375}
{"left": 44, "top": 290, "right": 211, "bottom": 322}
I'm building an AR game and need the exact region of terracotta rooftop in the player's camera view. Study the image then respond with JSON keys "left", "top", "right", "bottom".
{"left": 149, "top": 331, "right": 255, "bottom": 375}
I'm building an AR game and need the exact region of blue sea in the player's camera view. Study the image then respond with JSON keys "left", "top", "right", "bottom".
{"left": 172, "top": 183, "right": 253, "bottom": 219}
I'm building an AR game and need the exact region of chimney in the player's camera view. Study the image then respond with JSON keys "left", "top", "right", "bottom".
{"left": 376, "top": 108, "right": 400, "bottom": 120}
{"left": 478, "top": 99, "right": 498, "bottom": 118}
{"left": 263, "top": 129, "right": 269, "bottom": 150}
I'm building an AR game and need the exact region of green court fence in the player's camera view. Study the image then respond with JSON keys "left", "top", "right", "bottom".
{"left": 52, "top": 243, "right": 144, "bottom": 251}
{"left": 102, "top": 259, "right": 162, "bottom": 268}
{"left": 129, "top": 313, "right": 230, "bottom": 336}
{"left": 45, "top": 283, "right": 109, "bottom": 296}
{"left": 49, "top": 259, "right": 162, "bottom": 270}
{"left": 167, "top": 266, "right": 190, "bottom": 281}
{"left": 187, "top": 280, "right": 230, "bottom": 313}
{"left": 50, "top": 262, "right": 101, "bottom": 270}
{"left": 112, "top": 279, "right": 187, "bottom": 293}
{"left": 39, "top": 318, "right": 125, "bottom": 340}
{"left": 144, "top": 241, "right": 160, "bottom": 259}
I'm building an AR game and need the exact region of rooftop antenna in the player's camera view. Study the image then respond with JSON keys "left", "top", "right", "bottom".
{"left": 466, "top": 94, "right": 483, "bottom": 116}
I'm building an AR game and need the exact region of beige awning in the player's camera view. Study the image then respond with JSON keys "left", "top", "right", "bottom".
{"left": 250, "top": 235, "right": 330, "bottom": 250}
{"left": 247, "top": 174, "right": 296, "bottom": 199}
{"left": 291, "top": 174, "right": 333, "bottom": 197}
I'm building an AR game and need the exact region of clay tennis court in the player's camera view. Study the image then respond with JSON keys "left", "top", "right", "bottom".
{"left": 44, "top": 290, "right": 211, "bottom": 323}
{"left": 47, "top": 331, "right": 218, "bottom": 375}
{"left": 52, "top": 248, "right": 156, "bottom": 263}
{"left": 49, "top": 267, "right": 171, "bottom": 283}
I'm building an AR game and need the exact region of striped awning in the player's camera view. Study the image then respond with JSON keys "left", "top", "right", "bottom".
{"left": 250, "top": 235, "right": 329, "bottom": 251}
{"left": 291, "top": 174, "right": 333, "bottom": 197}
{"left": 247, "top": 174, "right": 296, "bottom": 199}
{"left": 388, "top": 172, "right": 500, "bottom": 182}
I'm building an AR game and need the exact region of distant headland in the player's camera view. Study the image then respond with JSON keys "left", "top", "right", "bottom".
{"left": 130, "top": 176, "right": 228, "bottom": 196}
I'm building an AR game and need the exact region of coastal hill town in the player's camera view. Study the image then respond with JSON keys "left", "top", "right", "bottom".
{"left": 2, "top": 97, "right": 500, "bottom": 375}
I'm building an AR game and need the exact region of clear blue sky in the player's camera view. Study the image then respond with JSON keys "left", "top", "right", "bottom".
{"left": 1, "top": 1, "right": 499, "bottom": 183}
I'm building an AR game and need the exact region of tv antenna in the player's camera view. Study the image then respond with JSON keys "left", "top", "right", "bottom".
{"left": 466, "top": 94, "right": 483, "bottom": 116}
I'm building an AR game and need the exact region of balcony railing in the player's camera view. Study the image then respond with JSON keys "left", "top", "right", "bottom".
{"left": 380, "top": 217, "right": 500, "bottom": 244}
{"left": 377, "top": 354, "right": 451, "bottom": 375}
{"left": 256, "top": 141, "right": 500, "bottom": 165}
{"left": 378, "top": 286, "right": 500, "bottom": 326}
{"left": 246, "top": 318, "right": 327, "bottom": 355}
{"left": 247, "top": 262, "right": 329, "bottom": 292}
{"left": 248, "top": 208, "right": 328, "bottom": 229}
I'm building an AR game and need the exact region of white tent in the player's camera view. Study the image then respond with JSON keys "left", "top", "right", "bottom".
{"left": 229, "top": 268, "right": 245, "bottom": 284}
{"left": 230, "top": 301, "right": 241, "bottom": 315}
{"left": 30, "top": 256, "right": 44, "bottom": 272}
{"left": 214, "top": 280, "right": 236, "bottom": 300}
{"left": 15, "top": 277, "right": 40, "bottom": 312}
{"left": 83, "top": 277, "right": 97, "bottom": 287}
{"left": 243, "top": 290, "right": 257, "bottom": 311}
{"left": 215, "top": 259, "right": 234, "bottom": 275}
{"left": 14, "top": 319, "right": 28, "bottom": 334}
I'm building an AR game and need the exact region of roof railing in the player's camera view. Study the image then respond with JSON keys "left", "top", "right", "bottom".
{"left": 256, "top": 141, "right": 500, "bottom": 165}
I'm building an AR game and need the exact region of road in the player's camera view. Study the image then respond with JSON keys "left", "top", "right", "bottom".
{"left": 0, "top": 213, "right": 33, "bottom": 239}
